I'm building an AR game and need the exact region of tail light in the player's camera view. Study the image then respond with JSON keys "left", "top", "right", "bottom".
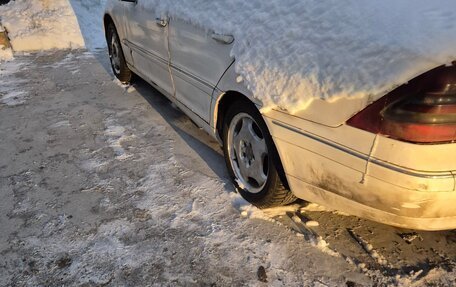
{"left": 347, "top": 64, "right": 456, "bottom": 144}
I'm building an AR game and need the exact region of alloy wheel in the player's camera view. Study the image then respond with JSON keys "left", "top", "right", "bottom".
{"left": 227, "top": 113, "right": 269, "bottom": 194}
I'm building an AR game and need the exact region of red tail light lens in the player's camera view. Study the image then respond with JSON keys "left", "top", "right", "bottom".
{"left": 347, "top": 65, "right": 456, "bottom": 144}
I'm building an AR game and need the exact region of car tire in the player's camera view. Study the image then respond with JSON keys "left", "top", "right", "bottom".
{"left": 107, "top": 22, "right": 132, "bottom": 84}
{"left": 222, "top": 100, "right": 297, "bottom": 209}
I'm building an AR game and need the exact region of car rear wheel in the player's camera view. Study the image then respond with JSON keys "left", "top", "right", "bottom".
{"left": 107, "top": 23, "right": 132, "bottom": 84}
{"left": 222, "top": 100, "right": 297, "bottom": 208}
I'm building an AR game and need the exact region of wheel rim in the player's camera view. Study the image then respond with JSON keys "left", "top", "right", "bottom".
{"left": 110, "top": 32, "right": 122, "bottom": 75}
{"left": 227, "top": 113, "right": 269, "bottom": 194}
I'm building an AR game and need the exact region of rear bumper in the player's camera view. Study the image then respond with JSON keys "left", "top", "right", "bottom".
{"left": 265, "top": 117, "right": 456, "bottom": 230}
{"left": 288, "top": 174, "right": 456, "bottom": 231}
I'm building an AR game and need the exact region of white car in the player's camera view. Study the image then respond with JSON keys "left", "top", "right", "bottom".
{"left": 103, "top": 1, "right": 456, "bottom": 230}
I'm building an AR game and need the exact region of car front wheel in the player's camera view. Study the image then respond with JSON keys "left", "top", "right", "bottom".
{"left": 222, "top": 100, "right": 297, "bottom": 208}
{"left": 107, "top": 22, "right": 132, "bottom": 84}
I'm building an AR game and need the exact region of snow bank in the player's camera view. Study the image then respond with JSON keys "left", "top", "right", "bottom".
{"left": 140, "top": 0, "right": 456, "bottom": 112}
{"left": 0, "top": 0, "right": 85, "bottom": 51}
{"left": 0, "top": 0, "right": 106, "bottom": 52}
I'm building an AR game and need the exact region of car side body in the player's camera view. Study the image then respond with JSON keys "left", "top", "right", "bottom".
{"left": 104, "top": 0, "right": 456, "bottom": 230}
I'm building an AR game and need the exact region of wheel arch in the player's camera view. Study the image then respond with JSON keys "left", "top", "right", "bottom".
{"left": 103, "top": 13, "right": 127, "bottom": 45}
{"left": 103, "top": 14, "right": 115, "bottom": 40}
{"left": 213, "top": 90, "right": 257, "bottom": 141}
{"left": 214, "top": 90, "right": 291, "bottom": 190}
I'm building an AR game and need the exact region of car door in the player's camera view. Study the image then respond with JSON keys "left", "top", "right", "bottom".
{"left": 122, "top": 1, "right": 173, "bottom": 97}
{"left": 169, "top": 17, "right": 235, "bottom": 123}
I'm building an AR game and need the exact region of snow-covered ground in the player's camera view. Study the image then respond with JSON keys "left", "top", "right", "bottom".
{"left": 1, "top": 1, "right": 456, "bottom": 285}
{"left": 1, "top": 50, "right": 455, "bottom": 287}
{"left": 0, "top": 58, "right": 29, "bottom": 105}
{"left": 0, "top": 51, "right": 368, "bottom": 286}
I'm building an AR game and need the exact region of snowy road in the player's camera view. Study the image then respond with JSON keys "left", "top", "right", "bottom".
{"left": 0, "top": 51, "right": 455, "bottom": 286}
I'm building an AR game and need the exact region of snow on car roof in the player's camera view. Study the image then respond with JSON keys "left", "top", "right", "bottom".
{"left": 141, "top": 0, "right": 456, "bottom": 113}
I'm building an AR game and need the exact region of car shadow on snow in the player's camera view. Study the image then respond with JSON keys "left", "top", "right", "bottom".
{"left": 88, "top": 48, "right": 456, "bottom": 285}
{"left": 88, "top": 48, "right": 231, "bottom": 185}
{"left": 132, "top": 76, "right": 231, "bottom": 184}
{"left": 127, "top": 69, "right": 456, "bottom": 283}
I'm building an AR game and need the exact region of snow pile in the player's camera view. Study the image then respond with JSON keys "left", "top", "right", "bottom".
{"left": 0, "top": 0, "right": 106, "bottom": 52}
{"left": 140, "top": 0, "right": 456, "bottom": 112}
{"left": 0, "top": 0, "right": 85, "bottom": 51}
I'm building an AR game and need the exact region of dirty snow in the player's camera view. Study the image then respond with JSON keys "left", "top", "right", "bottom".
{"left": 1, "top": 1, "right": 456, "bottom": 284}
{"left": 232, "top": 198, "right": 339, "bottom": 258}
{"left": 2, "top": 49, "right": 456, "bottom": 287}
{"left": 0, "top": 45, "right": 13, "bottom": 61}
{"left": 348, "top": 229, "right": 389, "bottom": 267}
{"left": 140, "top": 0, "right": 456, "bottom": 112}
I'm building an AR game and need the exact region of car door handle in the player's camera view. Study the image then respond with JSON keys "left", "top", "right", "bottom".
{"left": 211, "top": 33, "right": 234, "bottom": 45}
{"left": 155, "top": 18, "right": 168, "bottom": 27}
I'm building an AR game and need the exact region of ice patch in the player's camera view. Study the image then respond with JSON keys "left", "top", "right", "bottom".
{"left": 44, "top": 52, "right": 92, "bottom": 73}
{"left": 103, "top": 117, "right": 135, "bottom": 160}
{"left": 229, "top": 191, "right": 339, "bottom": 257}
{"left": 305, "top": 221, "right": 320, "bottom": 227}
{"left": 1, "top": 90, "right": 27, "bottom": 106}
{"left": 49, "top": 120, "right": 71, "bottom": 129}
{"left": 300, "top": 203, "right": 333, "bottom": 213}
{"left": 0, "top": 59, "right": 29, "bottom": 106}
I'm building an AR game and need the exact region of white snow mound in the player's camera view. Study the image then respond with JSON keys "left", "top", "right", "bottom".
{"left": 140, "top": 0, "right": 456, "bottom": 112}
{"left": 0, "top": 0, "right": 107, "bottom": 52}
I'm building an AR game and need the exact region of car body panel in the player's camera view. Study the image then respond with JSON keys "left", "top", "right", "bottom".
{"left": 288, "top": 175, "right": 456, "bottom": 231}
{"left": 371, "top": 136, "right": 456, "bottom": 172}
{"left": 265, "top": 118, "right": 456, "bottom": 230}
{"left": 104, "top": 1, "right": 456, "bottom": 230}
{"left": 122, "top": 2, "right": 173, "bottom": 96}
{"left": 210, "top": 62, "right": 263, "bottom": 139}
{"left": 169, "top": 17, "right": 234, "bottom": 123}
